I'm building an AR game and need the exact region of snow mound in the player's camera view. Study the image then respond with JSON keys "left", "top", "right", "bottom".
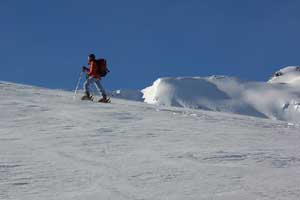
{"left": 142, "top": 77, "right": 266, "bottom": 118}
{"left": 142, "top": 77, "right": 229, "bottom": 108}
{"left": 268, "top": 66, "right": 300, "bottom": 86}
{"left": 142, "top": 74, "right": 300, "bottom": 122}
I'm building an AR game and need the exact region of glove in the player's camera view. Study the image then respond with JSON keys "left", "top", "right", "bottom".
{"left": 82, "top": 66, "right": 88, "bottom": 72}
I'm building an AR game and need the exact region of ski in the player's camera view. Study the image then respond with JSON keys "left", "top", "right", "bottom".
{"left": 81, "top": 95, "right": 111, "bottom": 103}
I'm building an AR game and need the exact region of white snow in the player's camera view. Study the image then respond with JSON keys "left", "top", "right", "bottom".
{"left": 142, "top": 68, "right": 300, "bottom": 122}
{"left": 110, "top": 89, "right": 143, "bottom": 101}
{"left": 1, "top": 80, "right": 300, "bottom": 200}
{"left": 268, "top": 66, "right": 300, "bottom": 86}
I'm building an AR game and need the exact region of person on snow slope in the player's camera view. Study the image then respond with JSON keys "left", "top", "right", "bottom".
{"left": 81, "top": 53, "right": 109, "bottom": 103}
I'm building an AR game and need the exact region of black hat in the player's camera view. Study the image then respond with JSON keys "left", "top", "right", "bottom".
{"left": 88, "top": 53, "right": 96, "bottom": 59}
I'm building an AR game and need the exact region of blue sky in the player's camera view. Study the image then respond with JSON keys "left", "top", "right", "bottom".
{"left": 1, "top": 0, "right": 300, "bottom": 90}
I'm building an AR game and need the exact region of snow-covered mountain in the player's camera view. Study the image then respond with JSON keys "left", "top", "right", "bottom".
{"left": 142, "top": 67, "right": 300, "bottom": 122}
{"left": 1, "top": 80, "right": 300, "bottom": 200}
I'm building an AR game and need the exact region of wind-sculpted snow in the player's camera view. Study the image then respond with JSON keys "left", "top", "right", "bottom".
{"left": 1, "top": 81, "right": 300, "bottom": 200}
{"left": 142, "top": 77, "right": 230, "bottom": 106}
{"left": 268, "top": 66, "right": 300, "bottom": 86}
{"left": 142, "top": 71, "right": 300, "bottom": 122}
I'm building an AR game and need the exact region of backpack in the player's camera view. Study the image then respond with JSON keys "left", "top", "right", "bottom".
{"left": 95, "top": 58, "right": 110, "bottom": 77}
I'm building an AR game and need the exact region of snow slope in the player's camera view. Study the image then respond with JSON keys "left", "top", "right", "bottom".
{"left": 142, "top": 68, "right": 300, "bottom": 122}
{"left": 1, "top": 81, "right": 300, "bottom": 200}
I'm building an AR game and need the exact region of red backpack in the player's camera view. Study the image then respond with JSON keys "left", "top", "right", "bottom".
{"left": 95, "top": 58, "right": 110, "bottom": 77}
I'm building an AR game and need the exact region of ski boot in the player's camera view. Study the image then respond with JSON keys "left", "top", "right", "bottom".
{"left": 81, "top": 91, "right": 93, "bottom": 101}
{"left": 98, "top": 95, "right": 111, "bottom": 103}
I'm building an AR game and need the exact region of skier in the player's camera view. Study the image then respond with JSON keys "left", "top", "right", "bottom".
{"left": 81, "top": 53, "right": 110, "bottom": 103}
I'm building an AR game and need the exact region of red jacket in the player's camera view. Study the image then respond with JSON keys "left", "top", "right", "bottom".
{"left": 88, "top": 60, "right": 101, "bottom": 79}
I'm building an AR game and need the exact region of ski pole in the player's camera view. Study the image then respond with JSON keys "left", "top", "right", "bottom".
{"left": 74, "top": 71, "right": 83, "bottom": 97}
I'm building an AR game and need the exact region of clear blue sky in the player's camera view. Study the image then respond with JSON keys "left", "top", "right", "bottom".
{"left": 1, "top": 0, "right": 300, "bottom": 90}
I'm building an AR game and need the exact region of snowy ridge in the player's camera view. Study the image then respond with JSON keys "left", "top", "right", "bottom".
{"left": 1, "top": 81, "right": 300, "bottom": 200}
{"left": 142, "top": 67, "right": 300, "bottom": 122}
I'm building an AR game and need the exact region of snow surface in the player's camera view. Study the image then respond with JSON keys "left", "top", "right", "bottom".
{"left": 110, "top": 89, "right": 143, "bottom": 102}
{"left": 142, "top": 68, "right": 300, "bottom": 122}
{"left": 1, "top": 81, "right": 300, "bottom": 200}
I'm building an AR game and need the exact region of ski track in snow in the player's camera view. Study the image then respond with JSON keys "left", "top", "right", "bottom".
{"left": 1, "top": 82, "right": 300, "bottom": 200}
